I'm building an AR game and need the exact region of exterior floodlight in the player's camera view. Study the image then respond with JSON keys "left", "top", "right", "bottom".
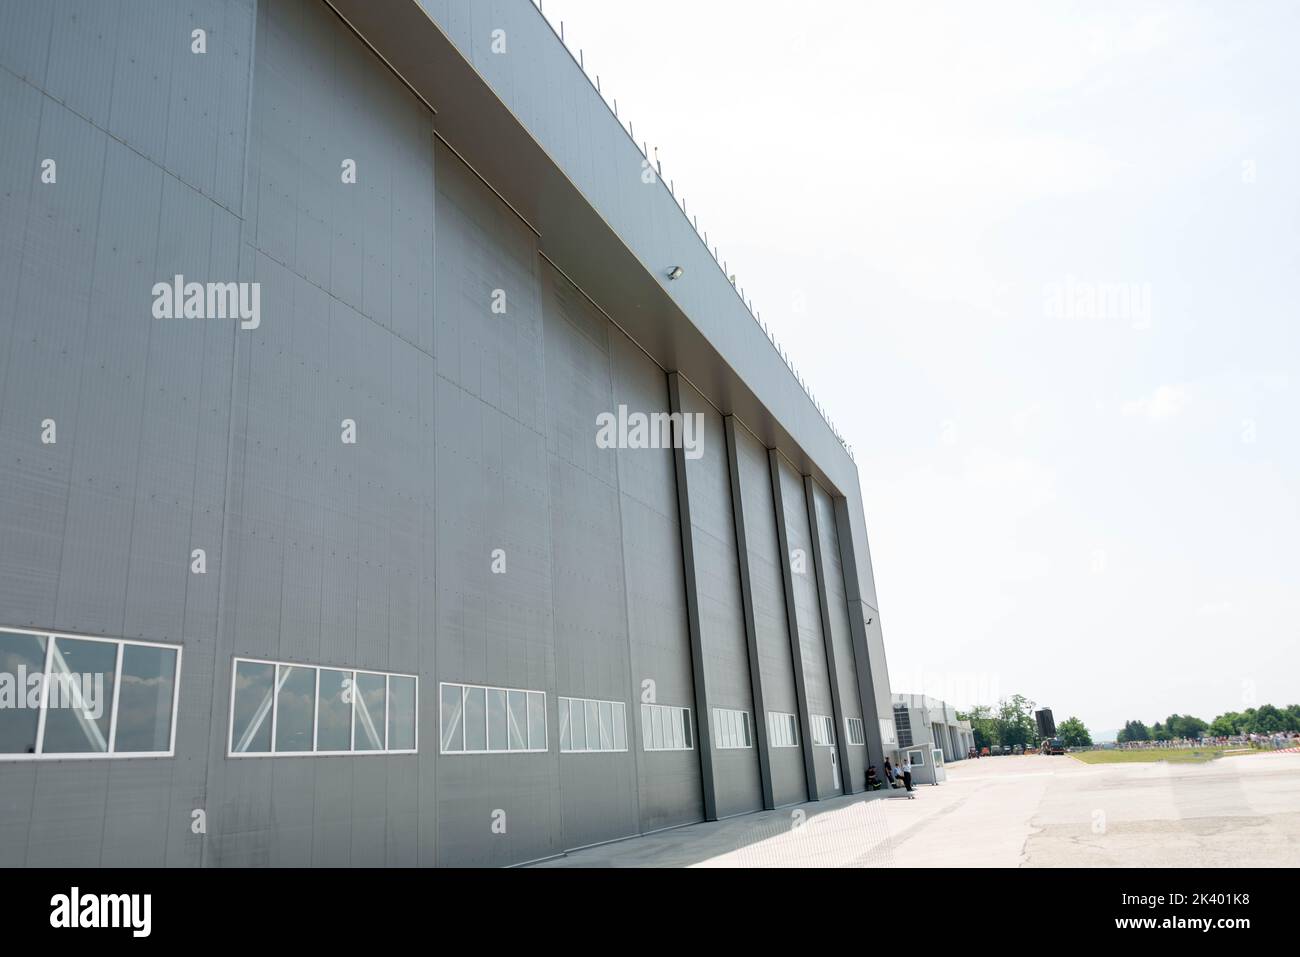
{"left": 667, "top": 266, "right": 684, "bottom": 280}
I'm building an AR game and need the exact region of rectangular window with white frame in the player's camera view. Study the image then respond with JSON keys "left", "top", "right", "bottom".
{"left": 767, "top": 711, "right": 799, "bottom": 748}
{"left": 440, "top": 682, "right": 547, "bottom": 754}
{"left": 558, "top": 696, "right": 626, "bottom": 753}
{"left": 712, "top": 707, "right": 752, "bottom": 750}
{"left": 229, "top": 657, "right": 418, "bottom": 757}
{"left": 811, "top": 713, "right": 835, "bottom": 747}
{"left": 641, "top": 703, "right": 693, "bottom": 751}
{"left": 0, "top": 628, "right": 182, "bottom": 761}
{"left": 845, "top": 716, "right": 866, "bottom": 746}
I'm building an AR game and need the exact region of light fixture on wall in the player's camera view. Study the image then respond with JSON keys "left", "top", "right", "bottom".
{"left": 667, "top": 266, "right": 684, "bottom": 280}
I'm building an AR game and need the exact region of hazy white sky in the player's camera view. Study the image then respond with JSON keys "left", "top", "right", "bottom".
{"left": 538, "top": 0, "right": 1298, "bottom": 734}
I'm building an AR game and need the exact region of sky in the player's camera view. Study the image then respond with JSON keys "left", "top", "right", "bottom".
{"left": 537, "top": 0, "right": 1299, "bottom": 735}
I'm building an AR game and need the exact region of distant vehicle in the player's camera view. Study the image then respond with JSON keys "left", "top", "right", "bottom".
{"left": 1001, "top": 745, "right": 1013, "bottom": 755}
{"left": 1013, "top": 743, "right": 1024, "bottom": 755}
{"left": 980, "top": 746, "right": 991, "bottom": 756}
{"left": 1041, "top": 738, "right": 1065, "bottom": 755}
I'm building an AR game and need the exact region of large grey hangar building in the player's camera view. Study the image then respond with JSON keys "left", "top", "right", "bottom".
{"left": 0, "top": 0, "right": 896, "bottom": 866}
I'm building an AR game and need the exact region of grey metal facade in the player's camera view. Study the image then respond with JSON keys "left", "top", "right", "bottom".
{"left": 0, "top": 0, "right": 892, "bottom": 866}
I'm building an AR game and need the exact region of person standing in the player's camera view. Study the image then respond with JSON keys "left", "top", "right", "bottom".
{"left": 902, "top": 756, "right": 914, "bottom": 792}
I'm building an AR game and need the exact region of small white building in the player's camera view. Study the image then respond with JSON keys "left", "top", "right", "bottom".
{"left": 891, "top": 693, "right": 976, "bottom": 764}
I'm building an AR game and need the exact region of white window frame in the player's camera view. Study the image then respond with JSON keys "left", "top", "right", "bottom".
{"left": 438, "top": 681, "right": 547, "bottom": 755}
{"left": 228, "top": 657, "right": 418, "bottom": 758}
{"left": 811, "top": 713, "right": 835, "bottom": 747}
{"left": 558, "top": 696, "right": 627, "bottom": 753}
{"left": 641, "top": 703, "right": 694, "bottom": 752}
{"left": 0, "top": 626, "right": 182, "bottom": 762}
{"left": 845, "top": 716, "right": 866, "bottom": 747}
{"left": 767, "top": 711, "right": 799, "bottom": 748}
{"left": 713, "top": 707, "right": 752, "bottom": 750}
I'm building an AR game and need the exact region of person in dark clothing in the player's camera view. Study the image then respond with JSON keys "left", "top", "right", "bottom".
{"left": 866, "top": 765, "right": 882, "bottom": 791}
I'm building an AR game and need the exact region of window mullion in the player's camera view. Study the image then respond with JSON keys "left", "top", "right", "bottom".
{"left": 33, "top": 634, "right": 56, "bottom": 755}
{"left": 313, "top": 668, "right": 321, "bottom": 753}
{"left": 270, "top": 664, "right": 280, "bottom": 754}
{"left": 106, "top": 641, "right": 124, "bottom": 754}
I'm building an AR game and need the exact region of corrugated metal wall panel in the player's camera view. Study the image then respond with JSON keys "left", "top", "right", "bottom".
{"left": 734, "top": 423, "right": 808, "bottom": 806}
{"left": 540, "top": 261, "right": 640, "bottom": 851}
{"left": 679, "top": 380, "right": 762, "bottom": 817}
{"left": 610, "top": 332, "right": 704, "bottom": 832}
{"left": 777, "top": 457, "right": 840, "bottom": 799}
{"left": 812, "top": 480, "right": 866, "bottom": 789}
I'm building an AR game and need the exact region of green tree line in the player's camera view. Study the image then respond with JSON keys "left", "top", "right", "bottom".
{"left": 1117, "top": 704, "right": 1300, "bottom": 742}
{"left": 956, "top": 696, "right": 1094, "bottom": 750}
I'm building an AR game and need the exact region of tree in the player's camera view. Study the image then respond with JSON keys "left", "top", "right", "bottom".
{"left": 995, "top": 694, "right": 1038, "bottom": 748}
{"left": 1117, "top": 720, "right": 1150, "bottom": 743}
{"left": 1286, "top": 704, "right": 1300, "bottom": 730}
{"left": 1209, "top": 712, "right": 1244, "bottom": 737}
{"left": 1180, "top": 715, "right": 1209, "bottom": 739}
{"left": 1057, "top": 716, "right": 1092, "bottom": 748}
{"left": 1161, "top": 714, "right": 1208, "bottom": 740}
{"left": 958, "top": 696, "right": 1037, "bottom": 750}
{"left": 957, "top": 704, "right": 997, "bottom": 751}
{"left": 1249, "top": 704, "right": 1285, "bottom": 733}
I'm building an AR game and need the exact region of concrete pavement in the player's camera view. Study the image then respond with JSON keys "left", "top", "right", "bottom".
{"left": 531, "top": 752, "right": 1300, "bottom": 867}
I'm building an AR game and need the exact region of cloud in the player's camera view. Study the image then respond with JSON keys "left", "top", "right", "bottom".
{"left": 1122, "top": 384, "right": 1190, "bottom": 421}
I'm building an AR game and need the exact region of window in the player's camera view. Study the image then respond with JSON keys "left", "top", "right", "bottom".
{"left": 880, "top": 717, "right": 898, "bottom": 748}
{"left": 713, "top": 708, "right": 752, "bottom": 750}
{"left": 907, "top": 749, "right": 926, "bottom": 767}
{"left": 641, "top": 703, "right": 693, "bottom": 752}
{"left": 318, "top": 669, "right": 353, "bottom": 752}
{"left": 558, "top": 697, "right": 626, "bottom": 753}
{"left": 440, "top": 682, "right": 546, "bottom": 754}
{"left": 767, "top": 711, "right": 799, "bottom": 748}
{"left": 893, "top": 704, "right": 913, "bottom": 748}
{"left": 845, "top": 716, "right": 866, "bottom": 746}
{"left": 388, "top": 672, "right": 417, "bottom": 751}
{"left": 229, "top": 658, "right": 417, "bottom": 757}
{"left": 0, "top": 629, "right": 181, "bottom": 761}
{"left": 354, "top": 672, "right": 388, "bottom": 752}
{"left": 811, "top": 713, "right": 835, "bottom": 747}
{"left": 274, "top": 664, "right": 315, "bottom": 753}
